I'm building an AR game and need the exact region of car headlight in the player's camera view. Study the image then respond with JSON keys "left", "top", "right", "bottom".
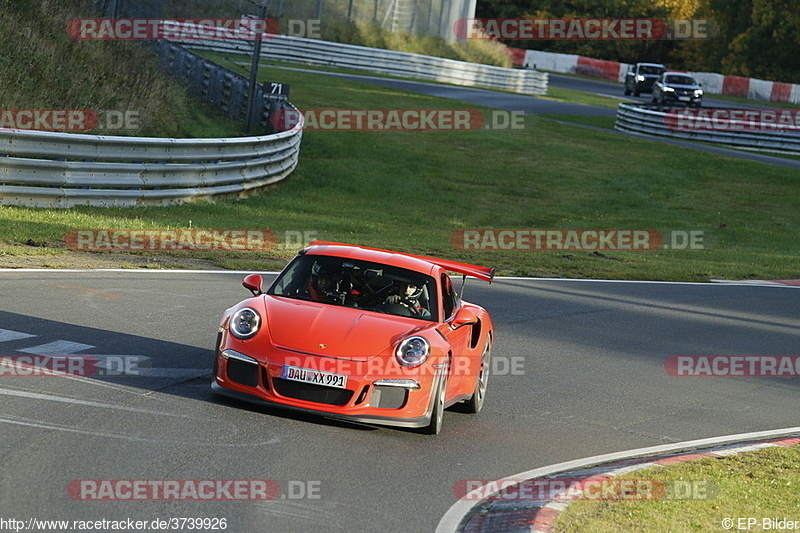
{"left": 664, "top": 86, "right": 675, "bottom": 92}
{"left": 229, "top": 307, "right": 261, "bottom": 339}
{"left": 694, "top": 89, "right": 703, "bottom": 97}
{"left": 395, "top": 336, "right": 430, "bottom": 367}
{"left": 636, "top": 75, "right": 645, "bottom": 82}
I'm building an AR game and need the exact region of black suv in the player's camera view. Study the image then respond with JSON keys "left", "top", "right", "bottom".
{"left": 652, "top": 72, "right": 704, "bottom": 107}
{"left": 624, "top": 63, "right": 667, "bottom": 96}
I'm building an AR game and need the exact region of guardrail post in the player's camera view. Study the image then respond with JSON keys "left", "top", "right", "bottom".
{"left": 245, "top": 2, "right": 269, "bottom": 133}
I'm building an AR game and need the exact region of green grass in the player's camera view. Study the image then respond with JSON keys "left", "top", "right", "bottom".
{"left": 319, "top": 19, "right": 513, "bottom": 68}
{"left": 540, "top": 86, "right": 623, "bottom": 109}
{"left": 0, "top": 0, "right": 197, "bottom": 137}
{"left": 1, "top": 64, "right": 798, "bottom": 280}
{"left": 541, "top": 115, "right": 617, "bottom": 129}
{"left": 705, "top": 93, "right": 800, "bottom": 110}
{"left": 554, "top": 445, "right": 800, "bottom": 533}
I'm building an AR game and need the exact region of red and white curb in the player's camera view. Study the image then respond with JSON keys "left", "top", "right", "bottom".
{"left": 710, "top": 279, "right": 800, "bottom": 287}
{"left": 767, "top": 279, "right": 800, "bottom": 287}
{"left": 437, "top": 428, "right": 800, "bottom": 533}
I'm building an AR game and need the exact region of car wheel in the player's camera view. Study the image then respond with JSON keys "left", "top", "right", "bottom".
{"left": 421, "top": 376, "right": 446, "bottom": 435}
{"left": 624, "top": 87, "right": 631, "bottom": 96}
{"left": 652, "top": 93, "right": 658, "bottom": 103}
{"left": 634, "top": 88, "right": 640, "bottom": 97}
{"left": 461, "top": 340, "right": 491, "bottom": 414}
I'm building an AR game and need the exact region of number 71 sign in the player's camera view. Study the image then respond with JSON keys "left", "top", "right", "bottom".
{"left": 263, "top": 82, "right": 290, "bottom": 100}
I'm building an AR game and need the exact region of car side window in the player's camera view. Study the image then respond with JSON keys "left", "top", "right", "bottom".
{"left": 441, "top": 274, "right": 460, "bottom": 320}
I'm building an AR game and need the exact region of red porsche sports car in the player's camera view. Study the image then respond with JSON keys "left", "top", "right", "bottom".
{"left": 212, "top": 241, "right": 494, "bottom": 434}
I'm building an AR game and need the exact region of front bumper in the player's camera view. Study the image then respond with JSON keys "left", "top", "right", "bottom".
{"left": 663, "top": 92, "right": 703, "bottom": 105}
{"left": 212, "top": 348, "right": 440, "bottom": 428}
{"left": 635, "top": 79, "right": 659, "bottom": 92}
{"left": 212, "top": 382, "right": 433, "bottom": 428}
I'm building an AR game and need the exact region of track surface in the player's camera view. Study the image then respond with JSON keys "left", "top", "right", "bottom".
{"left": 1, "top": 271, "right": 797, "bottom": 531}
{"left": 268, "top": 66, "right": 800, "bottom": 169}
{"left": 547, "top": 72, "right": 769, "bottom": 110}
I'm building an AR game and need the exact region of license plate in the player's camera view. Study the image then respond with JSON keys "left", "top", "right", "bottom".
{"left": 678, "top": 96, "right": 690, "bottom": 101}
{"left": 281, "top": 365, "right": 347, "bottom": 389}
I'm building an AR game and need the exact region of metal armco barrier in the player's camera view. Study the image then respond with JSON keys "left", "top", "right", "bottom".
{"left": 615, "top": 103, "right": 800, "bottom": 155}
{"left": 0, "top": 117, "right": 303, "bottom": 207}
{"left": 183, "top": 33, "right": 548, "bottom": 96}
{"left": 153, "top": 40, "right": 265, "bottom": 129}
{"left": 1, "top": 23, "right": 543, "bottom": 208}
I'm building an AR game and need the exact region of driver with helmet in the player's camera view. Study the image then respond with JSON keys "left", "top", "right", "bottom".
{"left": 307, "top": 262, "right": 342, "bottom": 302}
{"left": 306, "top": 262, "right": 359, "bottom": 305}
{"left": 385, "top": 280, "right": 430, "bottom": 318}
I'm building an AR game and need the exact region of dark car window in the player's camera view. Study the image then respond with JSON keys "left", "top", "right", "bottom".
{"left": 639, "top": 65, "right": 665, "bottom": 75}
{"left": 441, "top": 274, "right": 460, "bottom": 320}
{"left": 665, "top": 75, "right": 697, "bottom": 85}
{"left": 268, "top": 254, "right": 438, "bottom": 321}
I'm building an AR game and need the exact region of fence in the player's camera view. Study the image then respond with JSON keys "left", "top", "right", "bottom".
{"left": 97, "top": 0, "right": 476, "bottom": 42}
{"left": 152, "top": 40, "right": 276, "bottom": 130}
{"left": 615, "top": 103, "right": 800, "bottom": 154}
{"left": 185, "top": 33, "right": 548, "bottom": 96}
{"left": 521, "top": 49, "right": 800, "bottom": 105}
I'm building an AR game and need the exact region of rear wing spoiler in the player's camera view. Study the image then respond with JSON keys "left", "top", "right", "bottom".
{"left": 307, "top": 241, "right": 495, "bottom": 282}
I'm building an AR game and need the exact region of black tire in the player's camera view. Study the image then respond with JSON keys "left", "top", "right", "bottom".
{"left": 420, "top": 376, "right": 446, "bottom": 435}
{"left": 624, "top": 87, "right": 631, "bottom": 96}
{"left": 461, "top": 340, "right": 491, "bottom": 414}
{"left": 634, "top": 89, "right": 640, "bottom": 97}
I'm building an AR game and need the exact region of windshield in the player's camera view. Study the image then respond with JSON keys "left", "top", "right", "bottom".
{"left": 268, "top": 254, "right": 438, "bottom": 321}
{"left": 665, "top": 75, "right": 697, "bottom": 86}
{"left": 640, "top": 65, "right": 665, "bottom": 75}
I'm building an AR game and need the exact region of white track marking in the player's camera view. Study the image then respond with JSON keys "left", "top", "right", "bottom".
{"left": 18, "top": 340, "right": 94, "bottom": 355}
{"left": 0, "top": 386, "right": 199, "bottom": 419}
{"left": 0, "top": 414, "right": 280, "bottom": 447}
{"left": 0, "top": 329, "right": 36, "bottom": 342}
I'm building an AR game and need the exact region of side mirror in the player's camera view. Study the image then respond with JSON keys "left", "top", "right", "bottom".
{"left": 243, "top": 274, "right": 263, "bottom": 296}
{"left": 451, "top": 308, "right": 478, "bottom": 329}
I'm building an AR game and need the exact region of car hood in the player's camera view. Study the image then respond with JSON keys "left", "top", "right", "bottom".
{"left": 263, "top": 296, "right": 425, "bottom": 360}
{"left": 667, "top": 83, "right": 701, "bottom": 90}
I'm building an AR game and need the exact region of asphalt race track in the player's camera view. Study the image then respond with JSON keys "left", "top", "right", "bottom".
{"left": 267, "top": 66, "right": 800, "bottom": 170}
{"left": 547, "top": 72, "right": 769, "bottom": 110}
{"left": 1, "top": 270, "right": 797, "bottom": 531}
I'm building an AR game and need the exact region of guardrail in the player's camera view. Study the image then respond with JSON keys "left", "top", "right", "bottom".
{"left": 153, "top": 40, "right": 270, "bottom": 130}
{"left": 615, "top": 103, "right": 800, "bottom": 154}
{"left": 2, "top": 27, "right": 543, "bottom": 208}
{"left": 183, "top": 33, "right": 548, "bottom": 96}
{"left": 0, "top": 117, "right": 303, "bottom": 207}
